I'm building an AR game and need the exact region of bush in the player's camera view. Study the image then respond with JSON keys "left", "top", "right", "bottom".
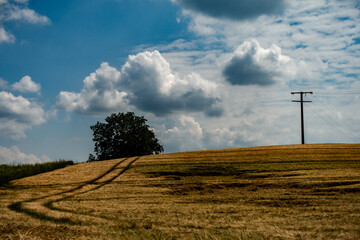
{"left": 0, "top": 160, "right": 74, "bottom": 186}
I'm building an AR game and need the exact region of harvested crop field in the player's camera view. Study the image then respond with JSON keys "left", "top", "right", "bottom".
{"left": 1, "top": 144, "right": 360, "bottom": 239}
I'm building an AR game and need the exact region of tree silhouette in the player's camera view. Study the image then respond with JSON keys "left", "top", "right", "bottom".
{"left": 89, "top": 112, "right": 163, "bottom": 161}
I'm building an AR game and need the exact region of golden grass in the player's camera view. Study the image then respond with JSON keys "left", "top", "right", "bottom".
{"left": 1, "top": 144, "right": 360, "bottom": 239}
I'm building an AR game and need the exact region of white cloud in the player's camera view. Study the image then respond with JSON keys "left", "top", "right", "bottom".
{"left": 223, "top": 40, "right": 298, "bottom": 86}
{"left": 0, "top": 77, "right": 9, "bottom": 89}
{"left": 154, "top": 111, "right": 275, "bottom": 153}
{"left": 121, "top": 50, "right": 222, "bottom": 116}
{"left": 57, "top": 51, "right": 223, "bottom": 117}
{"left": 37, "top": 0, "right": 360, "bottom": 156}
{"left": 11, "top": 75, "right": 41, "bottom": 93}
{"left": 5, "top": 5, "right": 50, "bottom": 24}
{"left": 0, "top": 26, "right": 15, "bottom": 43}
{"left": 154, "top": 112, "right": 278, "bottom": 153}
{"left": 188, "top": 16, "right": 217, "bottom": 35}
{"left": 57, "top": 62, "right": 129, "bottom": 115}
{"left": 0, "top": 145, "right": 51, "bottom": 165}
{"left": 0, "top": 91, "right": 46, "bottom": 139}
{"left": 0, "top": 0, "right": 50, "bottom": 44}
{"left": 156, "top": 115, "right": 204, "bottom": 152}
{"left": 132, "top": 0, "right": 360, "bottom": 154}
{"left": 176, "top": 0, "right": 360, "bottom": 88}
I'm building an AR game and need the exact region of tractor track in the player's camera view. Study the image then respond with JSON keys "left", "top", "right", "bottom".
{"left": 8, "top": 157, "right": 140, "bottom": 225}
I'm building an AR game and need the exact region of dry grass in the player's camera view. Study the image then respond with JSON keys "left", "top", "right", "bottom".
{"left": 1, "top": 144, "right": 360, "bottom": 239}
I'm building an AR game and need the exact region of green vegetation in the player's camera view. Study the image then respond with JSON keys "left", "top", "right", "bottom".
{"left": 89, "top": 112, "right": 163, "bottom": 161}
{"left": 0, "top": 160, "right": 73, "bottom": 185}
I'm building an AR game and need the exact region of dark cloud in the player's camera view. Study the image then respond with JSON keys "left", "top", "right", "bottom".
{"left": 223, "top": 54, "right": 275, "bottom": 86}
{"left": 205, "top": 106, "right": 224, "bottom": 117}
{"left": 175, "top": 0, "right": 287, "bottom": 21}
{"left": 222, "top": 40, "right": 294, "bottom": 86}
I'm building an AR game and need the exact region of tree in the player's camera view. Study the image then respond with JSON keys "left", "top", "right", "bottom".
{"left": 89, "top": 112, "right": 163, "bottom": 161}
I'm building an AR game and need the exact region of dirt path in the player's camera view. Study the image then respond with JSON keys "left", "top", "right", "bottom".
{"left": 8, "top": 157, "right": 139, "bottom": 225}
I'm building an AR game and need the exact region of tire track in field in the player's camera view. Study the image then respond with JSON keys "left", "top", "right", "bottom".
{"left": 45, "top": 157, "right": 139, "bottom": 220}
{"left": 8, "top": 157, "right": 139, "bottom": 225}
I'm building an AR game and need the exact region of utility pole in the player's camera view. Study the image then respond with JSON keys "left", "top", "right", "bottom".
{"left": 291, "top": 91, "right": 313, "bottom": 144}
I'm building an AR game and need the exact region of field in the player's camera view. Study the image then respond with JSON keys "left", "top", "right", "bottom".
{"left": 1, "top": 144, "right": 360, "bottom": 239}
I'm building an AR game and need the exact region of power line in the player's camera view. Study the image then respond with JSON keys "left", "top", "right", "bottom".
{"left": 307, "top": 97, "right": 360, "bottom": 142}
{"left": 307, "top": 105, "right": 360, "bottom": 142}
{"left": 313, "top": 95, "right": 359, "bottom": 135}
{"left": 315, "top": 90, "right": 360, "bottom": 96}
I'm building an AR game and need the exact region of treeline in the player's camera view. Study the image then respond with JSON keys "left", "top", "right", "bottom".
{"left": 0, "top": 160, "right": 74, "bottom": 186}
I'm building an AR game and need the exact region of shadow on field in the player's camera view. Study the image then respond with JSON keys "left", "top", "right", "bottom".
{"left": 142, "top": 161, "right": 360, "bottom": 207}
{"left": 8, "top": 157, "right": 139, "bottom": 225}
{"left": 147, "top": 165, "right": 249, "bottom": 177}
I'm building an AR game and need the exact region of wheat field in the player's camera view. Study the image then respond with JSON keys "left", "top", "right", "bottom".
{"left": 1, "top": 144, "right": 360, "bottom": 239}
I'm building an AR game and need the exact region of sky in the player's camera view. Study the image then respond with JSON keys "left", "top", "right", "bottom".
{"left": 0, "top": 0, "right": 359, "bottom": 164}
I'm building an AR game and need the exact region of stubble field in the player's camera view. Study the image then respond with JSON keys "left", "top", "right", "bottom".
{"left": 1, "top": 144, "right": 360, "bottom": 239}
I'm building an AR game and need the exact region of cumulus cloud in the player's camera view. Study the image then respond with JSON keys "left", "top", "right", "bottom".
{"left": 202, "top": 127, "right": 252, "bottom": 150}
{"left": 121, "top": 50, "right": 222, "bottom": 116}
{"left": 11, "top": 75, "right": 41, "bottom": 93}
{"left": 0, "top": 91, "right": 46, "bottom": 139}
{"left": 0, "top": 26, "right": 15, "bottom": 43}
{"left": 57, "top": 62, "right": 129, "bottom": 115}
{"left": 0, "top": 145, "right": 51, "bottom": 165}
{"left": 156, "top": 114, "right": 262, "bottom": 153}
{"left": 223, "top": 40, "right": 296, "bottom": 86}
{"left": 173, "top": 0, "right": 287, "bottom": 21}
{"left": 138, "top": 0, "right": 359, "bottom": 151}
{"left": 57, "top": 51, "right": 222, "bottom": 117}
{"left": 158, "top": 115, "right": 204, "bottom": 152}
{"left": 5, "top": 6, "right": 50, "bottom": 24}
{"left": 0, "top": 0, "right": 50, "bottom": 44}
{"left": 0, "top": 77, "right": 8, "bottom": 89}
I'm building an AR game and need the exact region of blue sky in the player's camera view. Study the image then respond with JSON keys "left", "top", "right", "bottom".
{"left": 0, "top": 0, "right": 359, "bottom": 164}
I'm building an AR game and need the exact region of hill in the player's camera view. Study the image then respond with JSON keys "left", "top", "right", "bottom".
{"left": 1, "top": 144, "right": 360, "bottom": 239}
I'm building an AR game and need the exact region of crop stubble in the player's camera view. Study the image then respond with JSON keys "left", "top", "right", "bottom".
{"left": 1, "top": 144, "right": 360, "bottom": 239}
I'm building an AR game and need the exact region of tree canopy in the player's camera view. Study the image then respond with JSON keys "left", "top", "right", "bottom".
{"left": 89, "top": 112, "right": 163, "bottom": 161}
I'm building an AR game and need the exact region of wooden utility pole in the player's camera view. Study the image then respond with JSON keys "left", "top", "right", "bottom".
{"left": 291, "top": 91, "right": 313, "bottom": 144}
